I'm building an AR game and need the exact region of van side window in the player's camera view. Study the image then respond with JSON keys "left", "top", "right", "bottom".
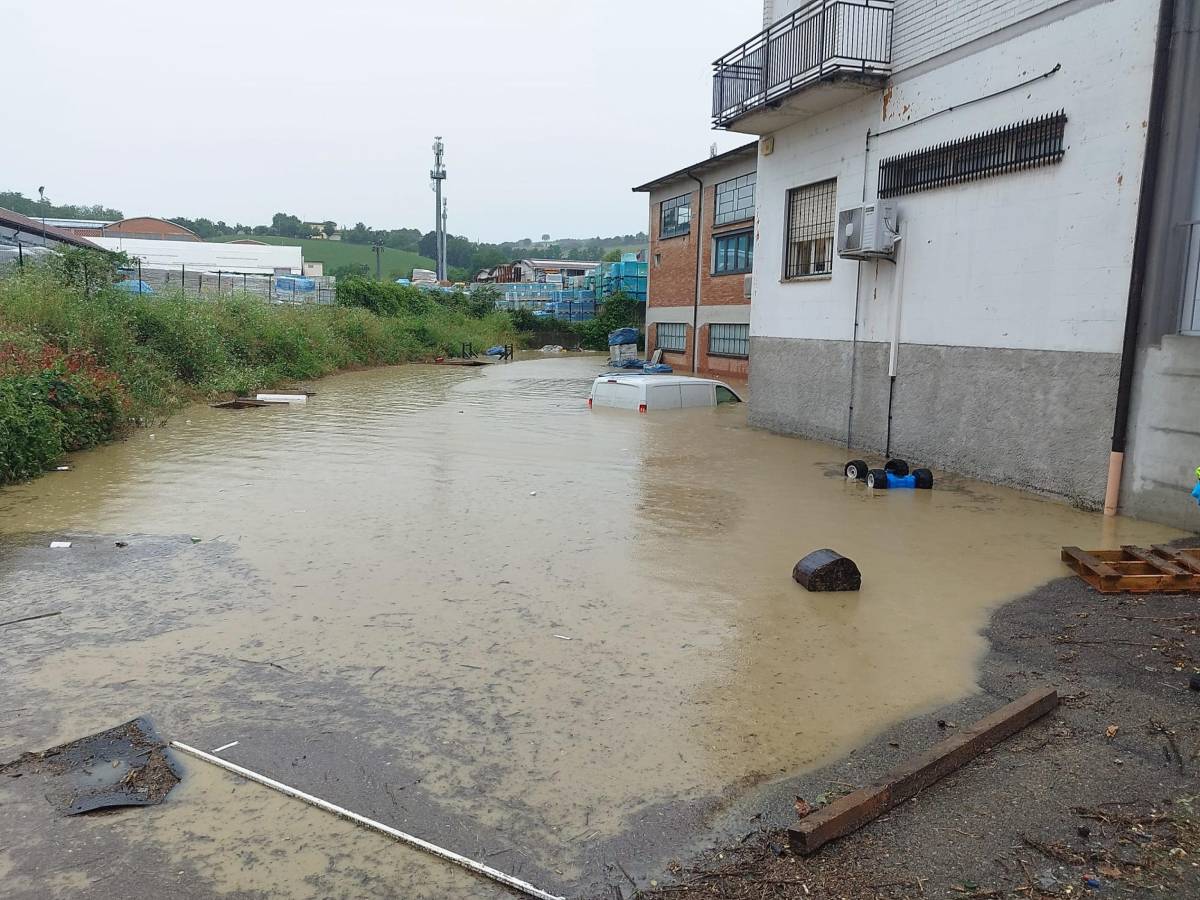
{"left": 715, "top": 386, "right": 740, "bottom": 404}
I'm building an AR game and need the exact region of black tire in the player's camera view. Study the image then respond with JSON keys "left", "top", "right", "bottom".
{"left": 913, "top": 468, "right": 934, "bottom": 489}
{"left": 867, "top": 468, "right": 889, "bottom": 489}
{"left": 884, "top": 458, "right": 909, "bottom": 477}
{"left": 844, "top": 459, "right": 869, "bottom": 481}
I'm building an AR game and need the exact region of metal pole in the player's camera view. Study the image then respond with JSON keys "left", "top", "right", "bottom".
{"left": 440, "top": 197, "right": 448, "bottom": 282}
{"left": 17, "top": 241, "right": 23, "bottom": 270}
{"left": 168, "top": 741, "right": 565, "bottom": 900}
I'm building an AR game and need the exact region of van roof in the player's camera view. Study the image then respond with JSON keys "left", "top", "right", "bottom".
{"left": 593, "top": 374, "right": 731, "bottom": 388}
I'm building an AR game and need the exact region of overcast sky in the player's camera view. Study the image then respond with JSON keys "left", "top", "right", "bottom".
{"left": 7, "top": 1, "right": 761, "bottom": 243}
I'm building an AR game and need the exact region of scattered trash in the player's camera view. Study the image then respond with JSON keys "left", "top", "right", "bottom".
{"left": 554, "top": 634, "right": 572, "bottom": 641}
{"left": 1084, "top": 876, "right": 1102, "bottom": 889}
{"left": 1105, "top": 724, "right": 1119, "bottom": 740}
{"left": 1, "top": 717, "right": 180, "bottom": 815}
{"left": 530, "top": 491, "right": 538, "bottom": 496}
{"left": 190, "top": 537, "right": 201, "bottom": 544}
{"left": 0, "top": 610, "right": 62, "bottom": 629}
{"left": 793, "top": 797, "right": 813, "bottom": 819}
{"left": 538, "top": 345, "right": 565, "bottom": 353}
{"left": 54, "top": 465, "right": 71, "bottom": 471}
{"left": 936, "top": 719, "right": 957, "bottom": 729}
{"left": 115, "top": 541, "right": 128, "bottom": 548}
{"left": 212, "top": 741, "right": 239, "bottom": 754}
{"left": 49, "top": 541, "right": 71, "bottom": 549}
{"left": 170, "top": 741, "right": 565, "bottom": 900}
{"left": 792, "top": 549, "right": 861, "bottom": 592}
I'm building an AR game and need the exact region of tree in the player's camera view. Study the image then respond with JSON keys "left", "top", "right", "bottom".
{"left": 541, "top": 233, "right": 550, "bottom": 241}
{"left": 602, "top": 248, "right": 623, "bottom": 262}
{"left": 270, "top": 212, "right": 308, "bottom": 238}
{"left": 322, "top": 221, "right": 337, "bottom": 238}
{"left": 418, "top": 230, "right": 439, "bottom": 260}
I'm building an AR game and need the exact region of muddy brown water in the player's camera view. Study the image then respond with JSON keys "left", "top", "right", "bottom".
{"left": 0, "top": 355, "right": 1185, "bottom": 898}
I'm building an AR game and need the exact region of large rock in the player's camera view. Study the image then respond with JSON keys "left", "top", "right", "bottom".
{"left": 792, "top": 549, "right": 861, "bottom": 592}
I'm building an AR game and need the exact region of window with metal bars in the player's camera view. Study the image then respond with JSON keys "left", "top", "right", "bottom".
{"left": 656, "top": 322, "right": 687, "bottom": 352}
{"left": 878, "top": 111, "right": 1068, "bottom": 199}
{"left": 714, "top": 173, "right": 756, "bottom": 225}
{"left": 784, "top": 179, "right": 837, "bottom": 280}
{"left": 712, "top": 230, "right": 753, "bottom": 275}
{"left": 708, "top": 323, "right": 749, "bottom": 358}
{"left": 660, "top": 193, "right": 692, "bottom": 239}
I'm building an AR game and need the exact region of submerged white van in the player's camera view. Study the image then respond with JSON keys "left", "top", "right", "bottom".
{"left": 588, "top": 374, "right": 743, "bottom": 412}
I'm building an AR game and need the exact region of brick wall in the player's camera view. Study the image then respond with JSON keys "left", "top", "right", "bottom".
{"left": 648, "top": 185, "right": 699, "bottom": 311}
{"left": 646, "top": 173, "right": 753, "bottom": 378}
{"left": 892, "top": 0, "right": 1070, "bottom": 71}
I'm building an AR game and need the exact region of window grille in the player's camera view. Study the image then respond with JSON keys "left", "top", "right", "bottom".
{"left": 657, "top": 322, "right": 687, "bottom": 351}
{"left": 784, "top": 179, "right": 837, "bottom": 279}
{"left": 878, "top": 111, "right": 1068, "bottom": 198}
{"left": 708, "top": 323, "right": 749, "bottom": 358}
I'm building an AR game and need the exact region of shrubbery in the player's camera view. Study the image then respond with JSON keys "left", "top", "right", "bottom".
{"left": 0, "top": 255, "right": 512, "bottom": 484}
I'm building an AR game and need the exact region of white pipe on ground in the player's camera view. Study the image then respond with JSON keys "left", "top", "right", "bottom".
{"left": 169, "top": 741, "right": 566, "bottom": 900}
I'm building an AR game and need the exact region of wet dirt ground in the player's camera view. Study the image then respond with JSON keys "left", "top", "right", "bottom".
{"left": 0, "top": 355, "right": 1187, "bottom": 899}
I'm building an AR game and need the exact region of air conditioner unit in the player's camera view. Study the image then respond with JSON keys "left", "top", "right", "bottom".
{"left": 837, "top": 201, "right": 898, "bottom": 260}
{"left": 743, "top": 273, "right": 753, "bottom": 299}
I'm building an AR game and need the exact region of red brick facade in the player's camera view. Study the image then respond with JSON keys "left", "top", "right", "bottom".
{"left": 638, "top": 144, "right": 755, "bottom": 382}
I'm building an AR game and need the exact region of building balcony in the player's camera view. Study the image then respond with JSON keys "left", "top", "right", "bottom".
{"left": 712, "top": 0, "right": 893, "bottom": 134}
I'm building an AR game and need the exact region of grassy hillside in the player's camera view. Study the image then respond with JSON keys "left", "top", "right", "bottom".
{"left": 215, "top": 235, "right": 435, "bottom": 279}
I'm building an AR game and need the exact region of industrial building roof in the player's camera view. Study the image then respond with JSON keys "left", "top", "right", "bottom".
{"left": 631, "top": 141, "right": 758, "bottom": 193}
{"left": 0, "top": 207, "right": 104, "bottom": 250}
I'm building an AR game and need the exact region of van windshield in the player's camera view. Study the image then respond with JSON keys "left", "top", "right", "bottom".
{"left": 715, "top": 386, "right": 740, "bottom": 404}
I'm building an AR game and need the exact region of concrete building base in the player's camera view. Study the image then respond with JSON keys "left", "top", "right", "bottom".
{"left": 1122, "top": 334, "right": 1200, "bottom": 530}
{"left": 748, "top": 337, "right": 1120, "bottom": 508}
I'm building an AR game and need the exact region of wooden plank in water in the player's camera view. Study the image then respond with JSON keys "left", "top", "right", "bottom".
{"left": 789, "top": 688, "right": 1059, "bottom": 855}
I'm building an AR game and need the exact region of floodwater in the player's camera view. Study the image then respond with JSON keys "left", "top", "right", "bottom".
{"left": 0, "top": 355, "right": 1186, "bottom": 899}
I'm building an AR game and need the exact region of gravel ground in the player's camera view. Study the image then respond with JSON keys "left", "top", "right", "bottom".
{"left": 618, "top": 566, "right": 1200, "bottom": 900}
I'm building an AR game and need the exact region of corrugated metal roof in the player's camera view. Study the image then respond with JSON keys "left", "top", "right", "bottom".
{"left": 0, "top": 208, "right": 105, "bottom": 250}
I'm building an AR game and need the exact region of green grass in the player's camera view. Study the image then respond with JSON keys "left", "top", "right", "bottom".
{"left": 0, "top": 260, "right": 511, "bottom": 484}
{"left": 214, "top": 235, "right": 435, "bottom": 278}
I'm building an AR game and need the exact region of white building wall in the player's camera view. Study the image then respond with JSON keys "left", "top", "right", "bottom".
{"left": 88, "top": 236, "right": 303, "bottom": 275}
{"left": 752, "top": 0, "right": 1156, "bottom": 355}
{"left": 891, "top": 0, "right": 1072, "bottom": 70}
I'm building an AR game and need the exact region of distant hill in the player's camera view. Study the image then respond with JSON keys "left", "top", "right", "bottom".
{"left": 214, "top": 235, "right": 435, "bottom": 279}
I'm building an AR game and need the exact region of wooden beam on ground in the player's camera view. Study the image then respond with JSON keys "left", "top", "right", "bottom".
{"left": 788, "top": 687, "right": 1059, "bottom": 856}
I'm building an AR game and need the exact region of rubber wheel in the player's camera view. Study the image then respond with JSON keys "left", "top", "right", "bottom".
{"left": 913, "top": 468, "right": 934, "bottom": 489}
{"left": 884, "top": 458, "right": 909, "bottom": 477}
{"left": 844, "top": 459, "right": 868, "bottom": 481}
{"left": 867, "top": 468, "right": 889, "bottom": 489}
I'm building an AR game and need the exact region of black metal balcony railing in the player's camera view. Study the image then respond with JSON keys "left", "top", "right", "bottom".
{"left": 712, "top": 0, "right": 894, "bottom": 129}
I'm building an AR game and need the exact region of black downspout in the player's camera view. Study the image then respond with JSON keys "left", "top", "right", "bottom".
{"left": 1105, "top": 0, "right": 1176, "bottom": 514}
{"left": 688, "top": 171, "right": 704, "bottom": 374}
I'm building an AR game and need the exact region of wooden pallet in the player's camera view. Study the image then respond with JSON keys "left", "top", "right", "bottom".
{"left": 1060, "top": 545, "right": 1200, "bottom": 593}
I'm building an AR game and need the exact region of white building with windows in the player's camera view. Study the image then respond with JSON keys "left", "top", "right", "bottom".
{"left": 715, "top": 0, "right": 1200, "bottom": 525}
